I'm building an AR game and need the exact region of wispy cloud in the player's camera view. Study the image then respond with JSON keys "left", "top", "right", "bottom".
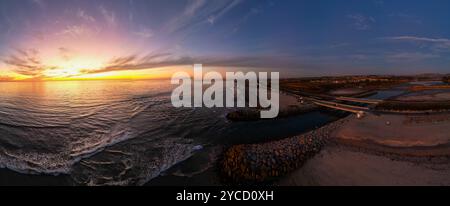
{"left": 373, "top": 0, "right": 384, "bottom": 6}
{"left": 3, "top": 49, "right": 290, "bottom": 79}
{"left": 383, "top": 36, "right": 450, "bottom": 50}
{"left": 128, "top": 0, "right": 135, "bottom": 22}
{"left": 163, "top": 0, "right": 206, "bottom": 33}
{"left": 384, "top": 36, "right": 450, "bottom": 44}
{"left": 348, "top": 54, "right": 369, "bottom": 61}
{"left": 347, "top": 14, "right": 375, "bottom": 30}
{"left": 30, "top": 0, "right": 45, "bottom": 9}
{"left": 99, "top": 5, "right": 117, "bottom": 27}
{"left": 133, "top": 26, "right": 153, "bottom": 38}
{"left": 230, "top": 2, "right": 269, "bottom": 34}
{"left": 77, "top": 9, "right": 96, "bottom": 22}
{"left": 386, "top": 52, "right": 439, "bottom": 62}
{"left": 184, "top": 0, "right": 207, "bottom": 17}
{"left": 2, "top": 49, "right": 50, "bottom": 78}
{"left": 58, "top": 47, "right": 73, "bottom": 61}
{"left": 79, "top": 53, "right": 309, "bottom": 76}
{"left": 330, "top": 42, "right": 350, "bottom": 48}
{"left": 163, "top": 0, "right": 243, "bottom": 34}
{"left": 56, "top": 25, "right": 87, "bottom": 38}
{"left": 388, "top": 13, "right": 422, "bottom": 24}
{"left": 206, "top": 0, "right": 242, "bottom": 25}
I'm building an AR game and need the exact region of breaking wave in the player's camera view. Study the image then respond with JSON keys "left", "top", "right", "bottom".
{"left": 0, "top": 81, "right": 200, "bottom": 185}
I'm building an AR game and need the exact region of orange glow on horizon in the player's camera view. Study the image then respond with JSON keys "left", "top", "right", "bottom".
{"left": 0, "top": 65, "right": 248, "bottom": 82}
{"left": 0, "top": 66, "right": 197, "bottom": 82}
{"left": 0, "top": 11, "right": 161, "bottom": 82}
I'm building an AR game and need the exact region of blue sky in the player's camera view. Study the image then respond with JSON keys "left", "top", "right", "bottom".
{"left": 0, "top": 0, "right": 450, "bottom": 80}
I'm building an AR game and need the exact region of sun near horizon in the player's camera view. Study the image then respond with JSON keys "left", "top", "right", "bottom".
{"left": 2, "top": 0, "right": 450, "bottom": 83}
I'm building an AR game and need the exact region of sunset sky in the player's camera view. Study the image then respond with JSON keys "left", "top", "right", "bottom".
{"left": 0, "top": 0, "right": 450, "bottom": 81}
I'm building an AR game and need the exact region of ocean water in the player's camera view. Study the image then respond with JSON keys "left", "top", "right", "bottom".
{"left": 0, "top": 80, "right": 337, "bottom": 186}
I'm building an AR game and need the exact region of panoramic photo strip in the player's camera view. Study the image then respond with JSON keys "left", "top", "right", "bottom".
{"left": 0, "top": 0, "right": 449, "bottom": 202}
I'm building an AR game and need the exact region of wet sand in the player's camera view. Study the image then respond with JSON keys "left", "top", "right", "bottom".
{"left": 279, "top": 144, "right": 450, "bottom": 186}
{"left": 279, "top": 113, "right": 450, "bottom": 186}
{"left": 394, "top": 90, "right": 450, "bottom": 102}
{"left": 335, "top": 113, "right": 450, "bottom": 147}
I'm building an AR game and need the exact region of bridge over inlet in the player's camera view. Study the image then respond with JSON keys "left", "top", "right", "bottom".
{"left": 334, "top": 96, "right": 383, "bottom": 105}
{"left": 305, "top": 96, "right": 383, "bottom": 118}
{"left": 291, "top": 91, "right": 384, "bottom": 118}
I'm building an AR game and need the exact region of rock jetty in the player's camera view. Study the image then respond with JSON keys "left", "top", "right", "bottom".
{"left": 220, "top": 118, "right": 346, "bottom": 183}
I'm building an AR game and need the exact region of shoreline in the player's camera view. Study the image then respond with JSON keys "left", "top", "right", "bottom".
{"left": 278, "top": 143, "right": 450, "bottom": 186}
{"left": 221, "top": 108, "right": 450, "bottom": 185}
{"left": 3, "top": 84, "right": 450, "bottom": 186}
{"left": 219, "top": 116, "right": 350, "bottom": 183}
{"left": 279, "top": 112, "right": 450, "bottom": 186}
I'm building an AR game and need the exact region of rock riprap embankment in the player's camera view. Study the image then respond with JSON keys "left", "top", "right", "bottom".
{"left": 220, "top": 119, "right": 345, "bottom": 183}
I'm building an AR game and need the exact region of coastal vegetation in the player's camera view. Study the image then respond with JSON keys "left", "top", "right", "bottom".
{"left": 376, "top": 100, "right": 450, "bottom": 112}
{"left": 409, "top": 85, "right": 450, "bottom": 91}
{"left": 280, "top": 76, "right": 410, "bottom": 94}
{"left": 444, "top": 76, "right": 450, "bottom": 84}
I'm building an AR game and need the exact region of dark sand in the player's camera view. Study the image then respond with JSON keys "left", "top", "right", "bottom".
{"left": 335, "top": 113, "right": 450, "bottom": 147}
{"left": 279, "top": 113, "right": 450, "bottom": 186}
{"left": 279, "top": 144, "right": 450, "bottom": 186}
{"left": 394, "top": 90, "right": 450, "bottom": 102}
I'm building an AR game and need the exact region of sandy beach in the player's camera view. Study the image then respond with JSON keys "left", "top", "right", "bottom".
{"left": 279, "top": 112, "right": 450, "bottom": 186}
{"left": 394, "top": 90, "right": 450, "bottom": 102}
{"left": 335, "top": 113, "right": 450, "bottom": 148}
{"left": 279, "top": 144, "right": 450, "bottom": 186}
